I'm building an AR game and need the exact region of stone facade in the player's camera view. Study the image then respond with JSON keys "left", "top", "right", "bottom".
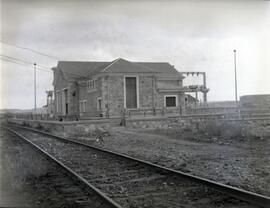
{"left": 52, "top": 58, "right": 186, "bottom": 118}
{"left": 78, "top": 76, "right": 103, "bottom": 117}
{"left": 75, "top": 74, "right": 185, "bottom": 117}
{"left": 106, "top": 75, "right": 125, "bottom": 117}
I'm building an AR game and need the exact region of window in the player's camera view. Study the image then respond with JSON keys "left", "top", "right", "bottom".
{"left": 87, "top": 79, "right": 97, "bottom": 91}
{"left": 164, "top": 95, "right": 178, "bottom": 107}
{"left": 124, "top": 76, "right": 139, "bottom": 109}
{"left": 79, "top": 100, "right": 87, "bottom": 112}
{"left": 56, "top": 91, "right": 61, "bottom": 112}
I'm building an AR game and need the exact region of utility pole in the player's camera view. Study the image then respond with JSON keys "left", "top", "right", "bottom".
{"left": 233, "top": 50, "right": 241, "bottom": 119}
{"left": 34, "top": 63, "right": 37, "bottom": 111}
{"left": 233, "top": 50, "right": 238, "bottom": 103}
{"left": 202, "top": 72, "right": 207, "bottom": 102}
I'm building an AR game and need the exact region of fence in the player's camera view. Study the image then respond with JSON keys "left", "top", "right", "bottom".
{"left": 5, "top": 105, "right": 270, "bottom": 122}
{"left": 7, "top": 113, "right": 78, "bottom": 121}
{"left": 125, "top": 107, "right": 183, "bottom": 118}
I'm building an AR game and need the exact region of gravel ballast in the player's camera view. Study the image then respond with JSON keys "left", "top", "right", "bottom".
{"left": 76, "top": 126, "right": 270, "bottom": 197}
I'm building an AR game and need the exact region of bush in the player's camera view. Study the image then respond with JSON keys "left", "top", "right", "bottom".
{"left": 22, "top": 121, "right": 30, "bottom": 127}
{"left": 36, "top": 123, "right": 43, "bottom": 130}
{"left": 198, "top": 120, "right": 243, "bottom": 140}
{"left": 198, "top": 120, "right": 222, "bottom": 137}
{"left": 221, "top": 122, "right": 243, "bottom": 139}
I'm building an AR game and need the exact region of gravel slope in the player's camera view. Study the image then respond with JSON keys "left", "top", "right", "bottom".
{"left": 79, "top": 126, "right": 270, "bottom": 197}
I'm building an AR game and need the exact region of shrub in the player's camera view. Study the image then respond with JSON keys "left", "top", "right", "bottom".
{"left": 36, "top": 123, "right": 43, "bottom": 130}
{"left": 198, "top": 120, "right": 222, "bottom": 137}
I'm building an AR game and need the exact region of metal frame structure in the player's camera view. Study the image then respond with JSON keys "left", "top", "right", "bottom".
{"left": 180, "top": 72, "right": 209, "bottom": 102}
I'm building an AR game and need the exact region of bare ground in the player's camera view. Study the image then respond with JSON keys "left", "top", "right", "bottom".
{"left": 78, "top": 126, "right": 270, "bottom": 197}
{"left": 0, "top": 129, "right": 104, "bottom": 208}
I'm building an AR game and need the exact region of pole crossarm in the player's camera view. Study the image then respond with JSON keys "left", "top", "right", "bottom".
{"left": 180, "top": 72, "right": 206, "bottom": 76}
{"left": 183, "top": 85, "right": 209, "bottom": 93}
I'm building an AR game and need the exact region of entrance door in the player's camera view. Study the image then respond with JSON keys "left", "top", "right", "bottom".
{"left": 97, "top": 98, "right": 102, "bottom": 110}
{"left": 62, "top": 89, "right": 68, "bottom": 115}
{"left": 125, "top": 77, "right": 137, "bottom": 109}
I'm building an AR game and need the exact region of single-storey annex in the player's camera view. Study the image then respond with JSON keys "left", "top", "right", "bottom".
{"left": 52, "top": 58, "right": 186, "bottom": 118}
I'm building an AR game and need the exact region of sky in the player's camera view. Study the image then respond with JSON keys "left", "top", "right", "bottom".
{"left": 1, "top": 0, "right": 270, "bottom": 109}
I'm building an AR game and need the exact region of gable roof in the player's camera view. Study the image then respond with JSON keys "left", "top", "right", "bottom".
{"left": 101, "top": 58, "right": 155, "bottom": 73}
{"left": 53, "top": 58, "right": 180, "bottom": 79}
{"left": 55, "top": 61, "right": 110, "bottom": 78}
{"left": 136, "top": 62, "right": 178, "bottom": 73}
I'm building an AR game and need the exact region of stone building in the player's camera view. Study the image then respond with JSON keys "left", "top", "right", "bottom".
{"left": 52, "top": 58, "right": 186, "bottom": 118}
{"left": 184, "top": 94, "right": 199, "bottom": 106}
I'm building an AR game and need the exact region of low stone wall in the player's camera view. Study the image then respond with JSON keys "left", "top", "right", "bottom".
{"left": 8, "top": 115, "right": 270, "bottom": 139}
{"left": 126, "top": 116, "right": 270, "bottom": 138}
{"left": 8, "top": 118, "right": 121, "bottom": 137}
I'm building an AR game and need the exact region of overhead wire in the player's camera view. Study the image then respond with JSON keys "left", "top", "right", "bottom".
{"left": 0, "top": 40, "right": 59, "bottom": 60}
{"left": 0, "top": 41, "right": 90, "bottom": 78}
{"left": 0, "top": 57, "right": 52, "bottom": 73}
{"left": 0, "top": 54, "right": 89, "bottom": 78}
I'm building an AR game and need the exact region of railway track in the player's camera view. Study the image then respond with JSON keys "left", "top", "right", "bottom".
{"left": 3, "top": 127, "right": 122, "bottom": 208}
{"left": 6, "top": 125, "right": 270, "bottom": 208}
{"left": 2, "top": 129, "right": 119, "bottom": 208}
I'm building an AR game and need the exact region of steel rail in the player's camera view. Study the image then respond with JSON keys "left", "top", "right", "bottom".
{"left": 11, "top": 125, "right": 270, "bottom": 208}
{"left": 5, "top": 127, "right": 123, "bottom": 208}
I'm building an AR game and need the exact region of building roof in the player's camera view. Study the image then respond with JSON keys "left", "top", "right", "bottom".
{"left": 185, "top": 94, "right": 199, "bottom": 102}
{"left": 101, "top": 58, "right": 155, "bottom": 73}
{"left": 55, "top": 61, "right": 109, "bottom": 78}
{"left": 136, "top": 62, "right": 177, "bottom": 73}
{"left": 54, "top": 58, "right": 181, "bottom": 79}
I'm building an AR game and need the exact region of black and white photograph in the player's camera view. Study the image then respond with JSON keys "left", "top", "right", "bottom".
{"left": 1, "top": 0, "right": 270, "bottom": 207}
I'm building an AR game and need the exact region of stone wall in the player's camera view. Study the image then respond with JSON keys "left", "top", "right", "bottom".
{"left": 9, "top": 115, "right": 270, "bottom": 140}
{"left": 107, "top": 75, "right": 125, "bottom": 117}
{"left": 139, "top": 75, "right": 154, "bottom": 108}
{"left": 79, "top": 77, "right": 102, "bottom": 117}
{"left": 54, "top": 70, "right": 69, "bottom": 115}
{"left": 156, "top": 79, "right": 180, "bottom": 89}
{"left": 126, "top": 116, "right": 270, "bottom": 138}
{"left": 69, "top": 82, "right": 79, "bottom": 116}
{"left": 53, "top": 70, "right": 80, "bottom": 116}
{"left": 156, "top": 92, "right": 185, "bottom": 108}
